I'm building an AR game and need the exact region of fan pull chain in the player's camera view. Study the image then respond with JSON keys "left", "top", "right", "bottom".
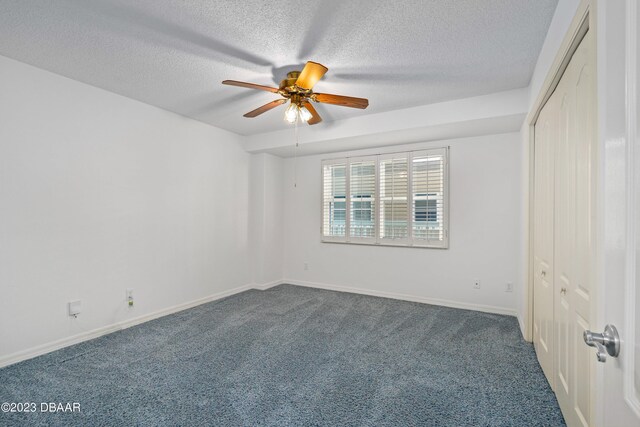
{"left": 293, "top": 115, "right": 299, "bottom": 188}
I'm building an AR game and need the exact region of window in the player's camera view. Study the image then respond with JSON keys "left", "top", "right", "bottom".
{"left": 379, "top": 154, "right": 409, "bottom": 242}
{"left": 333, "top": 196, "right": 346, "bottom": 222}
{"left": 322, "top": 161, "right": 347, "bottom": 239}
{"left": 321, "top": 147, "right": 448, "bottom": 248}
{"left": 349, "top": 159, "right": 375, "bottom": 239}
{"left": 411, "top": 152, "right": 446, "bottom": 241}
{"left": 414, "top": 197, "right": 438, "bottom": 222}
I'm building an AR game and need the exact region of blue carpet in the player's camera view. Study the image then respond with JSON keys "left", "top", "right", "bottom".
{"left": 0, "top": 284, "right": 565, "bottom": 426}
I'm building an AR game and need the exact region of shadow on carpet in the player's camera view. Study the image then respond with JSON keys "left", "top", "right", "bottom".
{"left": 0, "top": 284, "right": 565, "bottom": 426}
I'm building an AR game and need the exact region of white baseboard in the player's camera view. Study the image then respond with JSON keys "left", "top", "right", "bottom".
{"left": 282, "top": 278, "right": 518, "bottom": 317}
{"left": 516, "top": 314, "right": 532, "bottom": 342}
{"left": 253, "top": 279, "right": 284, "bottom": 291}
{"left": 0, "top": 283, "right": 255, "bottom": 369}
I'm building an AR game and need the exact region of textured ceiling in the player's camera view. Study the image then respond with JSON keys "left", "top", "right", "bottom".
{"left": 0, "top": 0, "right": 557, "bottom": 135}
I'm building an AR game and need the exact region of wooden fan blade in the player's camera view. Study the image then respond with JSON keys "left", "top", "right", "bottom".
{"left": 302, "top": 101, "right": 322, "bottom": 125}
{"left": 314, "top": 93, "right": 369, "bottom": 109}
{"left": 243, "top": 99, "right": 287, "bottom": 117}
{"left": 222, "top": 80, "right": 279, "bottom": 93}
{"left": 295, "top": 61, "right": 328, "bottom": 90}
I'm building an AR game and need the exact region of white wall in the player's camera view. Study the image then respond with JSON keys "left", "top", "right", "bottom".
{"left": 245, "top": 89, "right": 527, "bottom": 157}
{"left": 0, "top": 55, "right": 253, "bottom": 363}
{"left": 516, "top": 0, "right": 582, "bottom": 334}
{"left": 249, "top": 153, "right": 284, "bottom": 286}
{"left": 281, "top": 133, "right": 522, "bottom": 314}
{"left": 0, "top": 52, "right": 524, "bottom": 365}
{"left": 0, "top": 0, "right": 577, "bottom": 362}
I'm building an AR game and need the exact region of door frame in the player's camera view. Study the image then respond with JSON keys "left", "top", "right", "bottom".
{"left": 599, "top": 0, "right": 640, "bottom": 423}
{"left": 624, "top": 0, "right": 640, "bottom": 417}
{"left": 525, "top": 0, "right": 595, "bottom": 342}
{"left": 524, "top": 0, "right": 598, "bottom": 421}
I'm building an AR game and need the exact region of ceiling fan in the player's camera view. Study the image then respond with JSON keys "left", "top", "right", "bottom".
{"left": 222, "top": 61, "right": 369, "bottom": 125}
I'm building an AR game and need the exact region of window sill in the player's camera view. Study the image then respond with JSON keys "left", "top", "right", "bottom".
{"left": 320, "top": 240, "right": 448, "bottom": 249}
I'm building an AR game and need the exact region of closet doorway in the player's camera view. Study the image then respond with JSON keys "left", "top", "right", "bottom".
{"left": 532, "top": 25, "right": 596, "bottom": 427}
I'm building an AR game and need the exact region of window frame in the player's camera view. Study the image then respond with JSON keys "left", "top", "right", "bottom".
{"left": 409, "top": 148, "right": 449, "bottom": 248}
{"left": 321, "top": 158, "right": 348, "bottom": 243}
{"left": 347, "top": 156, "right": 378, "bottom": 244}
{"left": 321, "top": 147, "right": 449, "bottom": 249}
{"left": 377, "top": 152, "right": 410, "bottom": 246}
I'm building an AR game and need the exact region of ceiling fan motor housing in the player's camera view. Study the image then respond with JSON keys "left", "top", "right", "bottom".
{"left": 222, "top": 61, "right": 368, "bottom": 124}
{"left": 279, "top": 70, "right": 312, "bottom": 103}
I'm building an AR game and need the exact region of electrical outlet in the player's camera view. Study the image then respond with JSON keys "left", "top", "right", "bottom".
{"left": 126, "top": 288, "right": 134, "bottom": 307}
{"left": 304, "top": 262, "right": 309, "bottom": 271}
{"left": 505, "top": 282, "right": 513, "bottom": 292}
{"left": 68, "top": 300, "right": 81, "bottom": 317}
{"left": 473, "top": 279, "right": 481, "bottom": 289}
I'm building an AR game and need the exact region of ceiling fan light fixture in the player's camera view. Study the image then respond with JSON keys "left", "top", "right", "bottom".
{"left": 223, "top": 60, "right": 368, "bottom": 126}
{"left": 284, "top": 103, "right": 298, "bottom": 123}
{"left": 298, "top": 105, "right": 312, "bottom": 123}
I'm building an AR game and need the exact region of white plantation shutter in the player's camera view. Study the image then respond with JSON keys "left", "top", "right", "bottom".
{"left": 322, "top": 160, "right": 347, "bottom": 240}
{"left": 321, "top": 147, "right": 448, "bottom": 248}
{"left": 379, "top": 154, "right": 409, "bottom": 244}
{"left": 411, "top": 149, "right": 448, "bottom": 247}
{"left": 349, "top": 158, "right": 376, "bottom": 241}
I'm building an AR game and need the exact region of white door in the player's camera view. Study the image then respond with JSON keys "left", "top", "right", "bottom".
{"left": 533, "top": 28, "right": 597, "bottom": 427}
{"left": 533, "top": 86, "right": 557, "bottom": 385}
{"left": 554, "top": 29, "right": 596, "bottom": 427}
{"left": 597, "top": 1, "right": 640, "bottom": 426}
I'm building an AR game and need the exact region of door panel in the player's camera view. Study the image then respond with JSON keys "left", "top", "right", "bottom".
{"left": 533, "top": 29, "right": 595, "bottom": 427}
{"left": 557, "top": 30, "right": 594, "bottom": 427}
{"left": 575, "top": 314, "right": 591, "bottom": 427}
{"left": 571, "top": 39, "right": 594, "bottom": 427}
{"left": 600, "top": 1, "right": 640, "bottom": 425}
{"left": 534, "top": 94, "right": 556, "bottom": 384}
{"left": 553, "top": 58, "right": 577, "bottom": 424}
